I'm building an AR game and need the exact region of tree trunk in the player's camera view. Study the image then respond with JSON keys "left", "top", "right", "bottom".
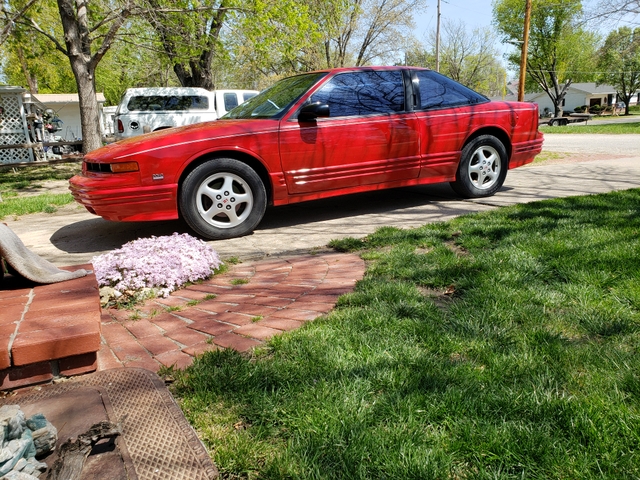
{"left": 57, "top": 0, "right": 102, "bottom": 153}
{"left": 554, "top": 94, "right": 564, "bottom": 117}
{"left": 174, "top": 58, "right": 214, "bottom": 90}
{"left": 17, "top": 46, "right": 38, "bottom": 93}
{"left": 15, "top": 0, "right": 130, "bottom": 153}
{"left": 71, "top": 60, "right": 103, "bottom": 152}
{"left": 148, "top": 0, "right": 226, "bottom": 90}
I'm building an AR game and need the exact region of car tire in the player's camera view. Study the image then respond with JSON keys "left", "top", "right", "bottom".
{"left": 450, "top": 135, "right": 508, "bottom": 198}
{"left": 179, "top": 158, "right": 267, "bottom": 240}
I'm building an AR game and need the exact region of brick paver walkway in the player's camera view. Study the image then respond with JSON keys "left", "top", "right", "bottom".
{"left": 98, "top": 253, "right": 365, "bottom": 372}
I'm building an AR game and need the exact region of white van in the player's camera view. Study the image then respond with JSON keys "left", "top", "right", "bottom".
{"left": 114, "top": 87, "right": 259, "bottom": 140}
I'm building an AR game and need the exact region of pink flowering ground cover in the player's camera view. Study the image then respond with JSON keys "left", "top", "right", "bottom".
{"left": 92, "top": 233, "right": 222, "bottom": 304}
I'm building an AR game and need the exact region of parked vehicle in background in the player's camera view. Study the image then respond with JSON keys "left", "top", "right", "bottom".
{"left": 71, "top": 67, "right": 544, "bottom": 240}
{"left": 114, "top": 87, "right": 259, "bottom": 139}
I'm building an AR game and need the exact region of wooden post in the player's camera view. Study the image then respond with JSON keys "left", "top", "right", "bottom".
{"left": 435, "top": 0, "right": 441, "bottom": 73}
{"left": 518, "top": 0, "right": 532, "bottom": 102}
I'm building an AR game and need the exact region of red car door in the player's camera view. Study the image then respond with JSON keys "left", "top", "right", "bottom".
{"left": 412, "top": 70, "right": 498, "bottom": 182}
{"left": 278, "top": 70, "right": 421, "bottom": 196}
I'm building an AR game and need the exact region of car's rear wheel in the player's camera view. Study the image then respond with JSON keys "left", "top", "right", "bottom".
{"left": 450, "top": 135, "right": 508, "bottom": 198}
{"left": 180, "top": 159, "right": 267, "bottom": 240}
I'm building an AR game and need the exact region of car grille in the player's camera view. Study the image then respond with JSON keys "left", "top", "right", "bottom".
{"left": 85, "top": 162, "right": 112, "bottom": 173}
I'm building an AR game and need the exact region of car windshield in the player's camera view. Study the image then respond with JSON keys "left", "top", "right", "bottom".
{"left": 223, "top": 72, "right": 327, "bottom": 119}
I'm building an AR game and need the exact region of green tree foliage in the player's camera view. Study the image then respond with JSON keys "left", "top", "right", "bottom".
{"left": 0, "top": 0, "right": 37, "bottom": 44}
{"left": 138, "top": 0, "right": 321, "bottom": 89}
{"left": 4, "top": 0, "right": 138, "bottom": 152}
{"left": 140, "top": 0, "right": 231, "bottom": 89}
{"left": 405, "top": 19, "right": 507, "bottom": 98}
{"left": 596, "top": 27, "right": 640, "bottom": 115}
{"left": 493, "top": 0, "right": 598, "bottom": 116}
{"left": 246, "top": 0, "right": 424, "bottom": 75}
{"left": 95, "top": 19, "right": 179, "bottom": 105}
{"left": 138, "top": 0, "right": 426, "bottom": 88}
{"left": 223, "top": 0, "right": 322, "bottom": 81}
{"left": 1, "top": 1, "right": 171, "bottom": 105}
{"left": 0, "top": 0, "right": 76, "bottom": 93}
{"left": 1, "top": 34, "right": 77, "bottom": 93}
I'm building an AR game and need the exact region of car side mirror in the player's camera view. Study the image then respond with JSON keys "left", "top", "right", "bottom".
{"left": 298, "top": 102, "right": 330, "bottom": 122}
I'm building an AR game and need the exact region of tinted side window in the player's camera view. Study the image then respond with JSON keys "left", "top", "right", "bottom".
{"left": 310, "top": 70, "right": 405, "bottom": 117}
{"left": 243, "top": 92, "right": 257, "bottom": 102}
{"left": 223, "top": 93, "right": 238, "bottom": 111}
{"left": 416, "top": 71, "right": 487, "bottom": 110}
{"left": 127, "top": 95, "right": 209, "bottom": 111}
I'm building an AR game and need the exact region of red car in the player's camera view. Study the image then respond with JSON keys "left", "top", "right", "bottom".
{"left": 70, "top": 67, "right": 543, "bottom": 240}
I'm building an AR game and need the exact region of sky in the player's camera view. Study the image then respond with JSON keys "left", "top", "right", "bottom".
{"left": 415, "top": 0, "right": 496, "bottom": 36}
{"left": 412, "top": 0, "right": 513, "bottom": 74}
{"left": 413, "top": 0, "right": 640, "bottom": 77}
{"left": 415, "top": 0, "right": 640, "bottom": 39}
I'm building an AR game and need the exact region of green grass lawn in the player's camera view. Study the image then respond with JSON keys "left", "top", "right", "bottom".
{"left": 171, "top": 189, "right": 640, "bottom": 479}
{"left": 0, "top": 162, "right": 79, "bottom": 219}
{"left": 540, "top": 120, "right": 640, "bottom": 134}
{"left": 0, "top": 193, "right": 74, "bottom": 219}
{"left": 0, "top": 162, "right": 79, "bottom": 190}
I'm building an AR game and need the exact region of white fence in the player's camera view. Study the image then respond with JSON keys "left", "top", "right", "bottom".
{"left": 0, "top": 87, "right": 34, "bottom": 164}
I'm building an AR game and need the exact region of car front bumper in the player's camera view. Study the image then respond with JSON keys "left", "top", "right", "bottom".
{"left": 69, "top": 174, "right": 179, "bottom": 222}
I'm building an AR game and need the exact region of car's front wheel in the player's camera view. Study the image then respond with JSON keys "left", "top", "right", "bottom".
{"left": 179, "top": 159, "right": 267, "bottom": 240}
{"left": 450, "top": 135, "right": 508, "bottom": 198}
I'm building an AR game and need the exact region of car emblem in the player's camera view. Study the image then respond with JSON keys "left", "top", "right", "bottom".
{"left": 130, "top": 121, "right": 139, "bottom": 130}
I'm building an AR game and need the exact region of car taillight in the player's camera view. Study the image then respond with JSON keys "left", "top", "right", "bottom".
{"left": 117, "top": 119, "right": 124, "bottom": 133}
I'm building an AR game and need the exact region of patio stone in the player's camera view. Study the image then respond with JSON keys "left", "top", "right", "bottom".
{"left": 0, "top": 253, "right": 365, "bottom": 390}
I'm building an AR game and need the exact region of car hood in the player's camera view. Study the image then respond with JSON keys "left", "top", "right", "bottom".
{"left": 87, "top": 118, "right": 280, "bottom": 162}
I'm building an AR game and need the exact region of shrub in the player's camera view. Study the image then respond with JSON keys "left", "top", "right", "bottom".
{"left": 93, "top": 233, "right": 222, "bottom": 304}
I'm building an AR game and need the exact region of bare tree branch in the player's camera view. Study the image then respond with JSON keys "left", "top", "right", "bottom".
{"left": 91, "top": 2, "right": 134, "bottom": 69}
{"left": 19, "top": 16, "right": 69, "bottom": 54}
{"left": 0, "top": 0, "right": 38, "bottom": 44}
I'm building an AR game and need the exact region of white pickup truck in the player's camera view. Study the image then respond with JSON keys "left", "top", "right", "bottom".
{"left": 113, "top": 87, "right": 259, "bottom": 140}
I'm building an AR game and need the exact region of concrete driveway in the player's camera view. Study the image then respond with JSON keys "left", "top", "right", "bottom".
{"left": 5, "top": 133, "right": 640, "bottom": 267}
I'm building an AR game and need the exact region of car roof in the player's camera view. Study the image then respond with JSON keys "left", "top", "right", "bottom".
{"left": 307, "top": 65, "right": 431, "bottom": 75}
{"left": 215, "top": 89, "right": 260, "bottom": 94}
{"left": 124, "top": 87, "right": 211, "bottom": 96}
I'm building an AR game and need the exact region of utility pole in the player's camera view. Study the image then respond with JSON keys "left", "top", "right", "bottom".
{"left": 435, "top": 0, "right": 441, "bottom": 72}
{"left": 518, "top": 0, "right": 532, "bottom": 101}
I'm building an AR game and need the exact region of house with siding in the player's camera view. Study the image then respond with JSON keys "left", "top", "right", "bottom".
{"left": 24, "top": 92, "right": 107, "bottom": 140}
{"left": 495, "top": 83, "right": 640, "bottom": 115}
